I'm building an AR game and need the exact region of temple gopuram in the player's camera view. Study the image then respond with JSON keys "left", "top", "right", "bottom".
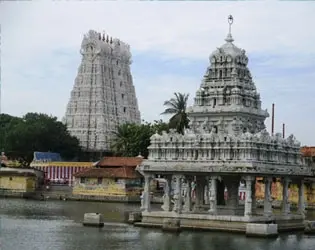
{"left": 64, "top": 30, "right": 141, "bottom": 154}
{"left": 136, "top": 16, "right": 313, "bottom": 236}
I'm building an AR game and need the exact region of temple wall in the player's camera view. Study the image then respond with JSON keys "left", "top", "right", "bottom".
{"left": 73, "top": 178, "right": 127, "bottom": 196}
{"left": 0, "top": 176, "right": 36, "bottom": 192}
{"left": 255, "top": 179, "right": 315, "bottom": 205}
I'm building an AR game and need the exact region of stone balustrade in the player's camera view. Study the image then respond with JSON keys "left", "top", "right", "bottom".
{"left": 148, "top": 130, "right": 302, "bottom": 166}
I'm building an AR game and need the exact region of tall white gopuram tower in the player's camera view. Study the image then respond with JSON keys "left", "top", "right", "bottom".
{"left": 64, "top": 30, "right": 141, "bottom": 152}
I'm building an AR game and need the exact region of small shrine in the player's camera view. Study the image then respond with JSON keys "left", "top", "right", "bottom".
{"left": 136, "top": 16, "right": 312, "bottom": 235}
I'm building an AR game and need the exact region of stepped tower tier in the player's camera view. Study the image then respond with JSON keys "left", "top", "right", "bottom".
{"left": 64, "top": 30, "right": 141, "bottom": 152}
{"left": 187, "top": 16, "right": 269, "bottom": 137}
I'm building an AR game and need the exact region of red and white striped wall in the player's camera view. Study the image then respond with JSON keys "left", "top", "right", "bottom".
{"left": 33, "top": 166, "right": 89, "bottom": 185}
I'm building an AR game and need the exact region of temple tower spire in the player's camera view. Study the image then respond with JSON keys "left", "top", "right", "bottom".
{"left": 225, "top": 15, "right": 234, "bottom": 43}
{"left": 188, "top": 15, "right": 269, "bottom": 136}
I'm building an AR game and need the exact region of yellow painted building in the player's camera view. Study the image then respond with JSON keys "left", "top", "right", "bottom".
{"left": 0, "top": 171, "right": 37, "bottom": 192}
{"left": 73, "top": 178, "right": 142, "bottom": 197}
{"left": 73, "top": 166, "right": 143, "bottom": 197}
{"left": 255, "top": 179, "right": 315, "bottom": 205}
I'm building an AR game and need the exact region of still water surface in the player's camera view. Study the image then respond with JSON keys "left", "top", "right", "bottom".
{"left": 1, "top": 198, "right": 315, "bottom": 250}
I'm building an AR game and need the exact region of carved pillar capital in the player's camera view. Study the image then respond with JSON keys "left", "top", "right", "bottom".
{"left": 263, "top": 176, "right": 272, "bottom": 184}
{"left": 185, "top": 175, "right": 194, "bottom": 182}
{"left": 163, "top": 174, "right": 173, "bottom": 182}
{"left": 172, "top": 174, "right": 184, "bottom": 181}
{"left": 282, "top": 176, "right": 291, "bottom": 184}
{"left": 210, "top": 175, "right": 219, "bottom": 180}
{"left": 244, "top": 176, "right": 255, "bottom": 183}
{"left": 144, "top": 173, "right": 155, "bottom": 178}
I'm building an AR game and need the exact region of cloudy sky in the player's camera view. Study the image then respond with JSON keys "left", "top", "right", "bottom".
{"left": 1, "top": 1, "right": 315, "bottom": 145}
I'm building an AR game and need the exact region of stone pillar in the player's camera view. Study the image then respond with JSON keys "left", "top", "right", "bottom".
{"left": 208, "top": 176, "right": 218, "bottom": 215}
{"left": 226, "top": 178, "right": 239, "bottom": 208}
{"left": 161, "top": 175, "right": 172, "bottom": 212}
{"left": 193, "top": 176, "right": 204, "bottom": 212}
{"left": 173, "top": 175, "right": 183, "bottom": 213}
{"left": 183, "top": 176, "right": 193, "bottom": 212}
{"left": 263, "top": 177, "right": 273, "bottom": 217}
{"left": 281, "top": 177, "right": 291, "bottom": 215}
{"left": 298, "top": 179, "right": 306, "bottom": 218}
{"left": 217, "top": 179, "right": 225, "bottom": 205}
{"left": 244, "top": 176, "right": 255, "bottom": 217}
{"left": 204, "top": 177, "right": 210, "bottom": 205}
{"left": 251, "top": 178, "right": 257, "bottom": 215}
{"left": 141, "top": 174, "right": 152, "bottom": 212}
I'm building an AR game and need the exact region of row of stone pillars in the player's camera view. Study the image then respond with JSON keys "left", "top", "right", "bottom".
{"left": 141, "top": 174, "right": 306, "bottom": 218}
{"left": 263, "top": 177, "right": 306, "bottom": 217}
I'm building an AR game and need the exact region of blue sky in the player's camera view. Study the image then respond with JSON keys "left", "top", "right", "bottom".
{"left": 1, "top": 1, "right": 315, "bottom": 145}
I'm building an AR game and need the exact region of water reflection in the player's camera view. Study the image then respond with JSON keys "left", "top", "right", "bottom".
{"left": 1, "top": 198, "right": 315, "bottom": 250}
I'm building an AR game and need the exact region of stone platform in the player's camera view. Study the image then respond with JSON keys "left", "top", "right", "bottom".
{"left": 135, "top": 211, "right": 305, "bottom": 236}
{"left": 246, "top": 223, "right": 278, "bottom": 237}
{"left": 83, "top": 213, "right": 104, "bottom": 227}
{"left": 304, "top": 220, "right": 315, "bottom": 234}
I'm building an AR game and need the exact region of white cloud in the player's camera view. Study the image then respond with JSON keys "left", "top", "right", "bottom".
{"left": 2, "top": 1, "right": 315, "bottom": 61}
{"left": 1, "top": 1, "right": 315, "bottom": 145}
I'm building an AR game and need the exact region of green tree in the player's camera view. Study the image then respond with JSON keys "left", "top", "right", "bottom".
{"left": 111, "top": 120, "right": 169, "bottom": 158}
{"left": 111, "top": 123, "right": 137, "bottom": 157}
{"left": 150, "top": 119, "right": 169, "bottom": 134}
{"left": 0, "top": 113, "right": 22, "bottom": 152}
{"left": 0, "top": 113, "right": 81, "bottom": 164}
{"left": 161, "top": 92, "right": 190, "bottom": 134}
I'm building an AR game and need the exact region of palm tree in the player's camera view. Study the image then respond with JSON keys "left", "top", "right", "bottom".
{"left": 161, "top": 92, "right": 190, "bottom": 134}
{"left": 111, "top": 123, "right": 135, "bottom": 156}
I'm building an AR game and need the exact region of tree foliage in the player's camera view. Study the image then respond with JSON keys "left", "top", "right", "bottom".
{"left": 111, "top": 93, "right": 190, "bottom": 158}
{"left": 161, "top": 92, "right": 190, "bottom": 134}
{"left": 111, "top": 120, "right": 169, "bottom": 158}
{"left": 0, "top": 113, "right": 81, "bottom": 165}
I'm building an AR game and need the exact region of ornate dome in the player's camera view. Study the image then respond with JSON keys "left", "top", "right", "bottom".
{"left": 210, "top": 37, "right": 248, "bottom": 65}
{"left": 209, "top": 16, "right": 248, "bottom": 66}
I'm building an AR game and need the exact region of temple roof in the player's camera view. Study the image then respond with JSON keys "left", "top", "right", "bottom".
{"left": 95, "top": 157, "right": 143, "bottom": 168}
{"left": 211, "top": 33, "right": 245, "bottom": 60}
{"left": 186, "top": 15, "right": 269, "bottom": 136}
{"left": 74, "top": 166, "right": 142, "bottom": 179}
{"left": 81, "top": 30, "right": 131, "bottom": 60}
{"left": 33, "top": 152, "right": 62, "bottom": 162}
{"left": 30, "top": 162, "right": 93, "bottom": 167}
{"left": 0, "top": 170, "right": 36, "bottom": 177}
{"left": 209, "top": 16, "right": 248, "bottom": 66}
